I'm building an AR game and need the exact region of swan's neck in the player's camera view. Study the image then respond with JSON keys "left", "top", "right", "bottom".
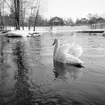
{"left": 53, "top": 41, "right": 59, "bottom": 58}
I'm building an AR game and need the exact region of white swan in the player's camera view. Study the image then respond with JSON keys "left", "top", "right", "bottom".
{"left": 52, "top": 38, "right": 84, "bottom": 67}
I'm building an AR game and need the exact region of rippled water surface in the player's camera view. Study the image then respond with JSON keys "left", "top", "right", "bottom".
{"left": 0, "top": 31, "right": 105, "bottom": 105}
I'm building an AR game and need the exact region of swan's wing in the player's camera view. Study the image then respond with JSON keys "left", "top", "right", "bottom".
{"left": 58, "top": 43, "right": 83, "bottom": 58}
{"left": 54, "top": 44, "right": 71, "bottom": 57}
{"left": 67, "top": 44, "right": 83, "bottom": 58}
{"left": 54, "top": 43, "right": 83, "bottom": 63}
{"left": 53, "top": 44, "right": 72, "bottom": 62}
{"left": 65, "top": 54, "right": 84, "bottom": 68}
{"left": 59, "top": 44, "right": 72, "bottom": 53}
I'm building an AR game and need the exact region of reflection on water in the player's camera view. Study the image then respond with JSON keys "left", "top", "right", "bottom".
{"left": 0, "top": 36, "right": 13, "bottom": 104}
{"left": 53, "top": 60, "right": 83, "bottom": 82}
{"left": 12, "top": 41, "right": 32, "bottom": 105}
{"left": 0, "top": 35, "right": 9, "bottom": 63}
{"left": 0, "top": 31, "right": 105, "bottom": 104}
{"left": 29, "top": 36, "right": 42, "bottom": 65}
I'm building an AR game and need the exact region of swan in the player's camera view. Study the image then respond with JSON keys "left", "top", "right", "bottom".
{"left": 52, "top": 38, "right": 84, "bottom": 68}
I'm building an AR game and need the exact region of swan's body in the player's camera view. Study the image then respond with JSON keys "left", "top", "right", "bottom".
{"left": 53, "top": 39, "right": 84, "bottom": 67}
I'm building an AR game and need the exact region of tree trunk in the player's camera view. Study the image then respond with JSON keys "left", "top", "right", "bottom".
{"left": 28, "top": 20, "right": 30, "bottom": 30}
{"left": 22, "top": 20, "right": 24, "bottom": 30}
{"left": 33, "top": 14, "right": 37, "bottom": 31}
{"left": 14, "top": 0, "right": 20, "bottom": 30}
{"left": 0, "top": 10, "right": 4, "bottom": 30}
{"left": 33, "top": 0, "right": 40, "bottom": 31}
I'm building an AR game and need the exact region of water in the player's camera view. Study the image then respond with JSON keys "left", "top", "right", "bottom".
{"left": 0, "top": 31, "right": 105, "bottom": 105}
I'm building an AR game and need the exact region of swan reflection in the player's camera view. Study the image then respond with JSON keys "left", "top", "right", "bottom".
{"left": 53, "top": 60, "right": 83, "bottom": 82}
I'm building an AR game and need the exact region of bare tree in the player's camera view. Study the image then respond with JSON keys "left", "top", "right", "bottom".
{"left": 3, "top": 0, "right": 47, "bottom": 30}
{"left": 28, "top": 0, "right": 40, "bottom": 31}
{"left": 0, "top": 0, "right": 4, "bottom": 29}
{"left": 20, "top": 0, "right": 25, "bottom": 30}
{"left": 33, "top": 0, "right": 40, "bottom": 31}
{"left": 14, "top": 0, "right": 20, "bottom": 30}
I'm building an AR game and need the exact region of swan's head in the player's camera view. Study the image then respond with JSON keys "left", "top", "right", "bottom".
{"left": 52, "top": 38, "right": 58, "bottom": 45}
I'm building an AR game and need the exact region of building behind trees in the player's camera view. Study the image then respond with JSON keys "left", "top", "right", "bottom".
{"left": 49, "top": 16, "right": 64, "bottom": 26}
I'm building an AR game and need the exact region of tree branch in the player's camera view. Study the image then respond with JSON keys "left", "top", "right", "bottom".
{"left": 3, "top": 0, "right": 15, "bottom": 13}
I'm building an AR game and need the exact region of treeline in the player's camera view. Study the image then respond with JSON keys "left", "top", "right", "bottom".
{"left": 0, "top": 0, "right": 48, "bottom": 30}
{"left": 1, "top": 13, "right": 105, "bottom": 27}
{"left": 0, "top": 14, "right": 49, "bottom": 27}
{"left": 65, "top": 13, "right": 105, "bottom": 26}
{"left": 28, "top": 15, "right": 49, "bottom": 26}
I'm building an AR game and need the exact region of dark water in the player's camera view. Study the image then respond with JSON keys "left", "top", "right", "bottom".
{"left": 0, "top": 32, "right": 105, "bottom": 105}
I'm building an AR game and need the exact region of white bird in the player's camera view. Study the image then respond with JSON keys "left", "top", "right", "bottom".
{"left": 52, "top": 38, "right": 84, "bottom": 68}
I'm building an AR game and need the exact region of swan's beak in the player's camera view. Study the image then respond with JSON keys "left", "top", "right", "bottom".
{"left": 52, "top": 41, "right": 55, "bottom": 45}
{"left": 81, "top": 64, "right": 85, "bottom": 68}
{"left": 52, "top": 38, "right": 57, "bottom": 45}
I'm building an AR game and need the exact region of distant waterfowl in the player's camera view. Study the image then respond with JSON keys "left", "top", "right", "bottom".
{"left": 52, "top": 38, "right": 84, "bottom": 68}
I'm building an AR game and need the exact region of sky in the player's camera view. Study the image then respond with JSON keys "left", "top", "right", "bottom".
{"left": 43, "top": 0, "right": 105, "bottom": 21}
{"left": 1, "top": 0, "right": 105, "bottom": 21}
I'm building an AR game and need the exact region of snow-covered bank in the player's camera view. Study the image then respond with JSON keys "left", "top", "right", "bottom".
{"left": 2, "top": 25, "right": 97, "bottom": 37}
{"left": 6, "top": 26, "right": 90, "bottom": 33}
{"left": 1, "top": 25, "right": 105, "bottom": 37}
{"left": 6, "top": 26, "right": 49, "bottom": 33}
{"left": 2, "top": 30, "right": 44, "bottom": 37}
{"left": 2, "top": 26, "right": 50, "bottom": 37}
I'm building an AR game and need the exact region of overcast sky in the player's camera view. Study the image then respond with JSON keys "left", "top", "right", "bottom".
{"left": 43, "top": 0, "right": 105, "bottom": 21}
{"left": 2, "top": 0, "right": 105, "bottom": 21}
